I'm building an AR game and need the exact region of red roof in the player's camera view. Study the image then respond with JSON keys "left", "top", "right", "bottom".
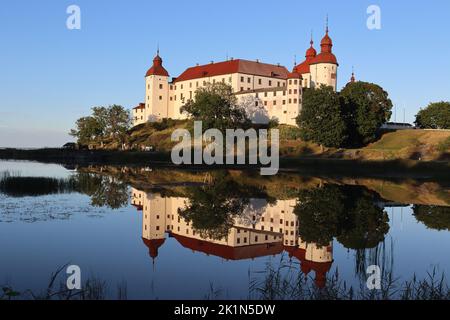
{"left": 171, "top": 232, "right": 284, "bottom": 260}
{"left": 287, "top": 71, "right": 302, "bottom": 79}
{"left": 133, "top": 103, "right": 145, "bottom": 110}
{"left": 174, "top": 59, "right": 289, "bottom": 83}
{"left": 310, "top": 52, "right": 338, "bottom": 65}
{"left": 146, "top": 54, "right": 169, "bottom": 77}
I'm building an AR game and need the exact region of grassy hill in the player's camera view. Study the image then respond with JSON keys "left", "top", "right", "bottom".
{"left": 101, "top": 122, "right": 450, "bottom": 162}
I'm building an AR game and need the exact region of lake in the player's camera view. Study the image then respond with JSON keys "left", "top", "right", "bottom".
{"left": 0, "top": 160, "right": 449, "bottom": 300}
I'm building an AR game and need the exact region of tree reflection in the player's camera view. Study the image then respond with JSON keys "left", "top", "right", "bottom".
{"left": 178, "top": 171, "right": 268, "bottom": 240}
{"left": 73, "top": 173, "right": 129, "bottom": 209}
{"left": 0, "top": 171, "right": 128, "bottom": 210}
{"left": 294, "top": 185, "right": 390, "bottom": 249}
{"left": 413, "top": 205, "right": 450, "bottom": 231}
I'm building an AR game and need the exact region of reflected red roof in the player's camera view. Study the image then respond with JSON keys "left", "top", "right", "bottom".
{"left": 142, "top": 238, "right": 166, "bottom": 258}
{"left": 171, "top": 232, "right": 284, "bottom": 260}
{"left": 174, "top": 59, "right": 289, "bottom": 83}
{"left": 285, "top": 246, "right": 333, "bottom": 288}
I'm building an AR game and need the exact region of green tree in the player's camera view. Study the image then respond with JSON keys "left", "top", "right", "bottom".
{"left": 340, "top": 81, "right": 393, "bottom": 146}
{"left": 415, "top": 101, "right": 450, "bottom": 129}
{"left": 106, "top": 105, "right": 131, "bottom": 146}
{"left": 69, "top": 116, "right": 103, "bottom": 145}
{"left": 180, "top": 82, "right": 250, "bottom": 131}
{"left": 70, "top": 105, "right": 130, "bottom": 147}
{"left": 296, "top": 86, "right": 348, "bottom": 148}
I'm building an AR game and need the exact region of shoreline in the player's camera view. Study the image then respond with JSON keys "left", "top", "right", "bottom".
{"left": 0, "top": 148, "right": 449, "bottom": 181}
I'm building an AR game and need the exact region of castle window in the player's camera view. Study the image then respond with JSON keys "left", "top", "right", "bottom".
{"left": 229, "top": 77, "right": 232, "bottom": 83}
{"left": 237, "top": 238, "right": 240, "bottom": 244}
{"left": 241, "top": 87, "right": 244, "bottom": 91}
{"left": 190, "top": 82, "right": 192, "bottom": 88}
{"left": 269, "top": 80, "right": 272, "bottom": 86}
{"left": 196, "top": 81, "right": 199, "bottom": 87}
{"left": 284, "top": 111, "right": 287, "bottom": 114}
{"left": 247, "top": 88, "right": 251, "bottom": 91}
{"left": 255, "top": 236, "right": 258, "bottom": 242}
{"left": 283, "top": 91, "right": 286, "bottom": 96}
{"left": 148, "top": 84, "right": 150, "bottom": 89}
{"left": 258, "top": 79, "right": 262, "bottom": 85}
{"left": 156, "top": 215, "right": 160, "bottom": 219}
{"left": 288, "top": 89, "right": 292, "bottom": 94}
{"left": 170, "top": 97, "right": 173, "bottom": 101}
{"left": 241, "top": 76, "right": 244, "bottom": 82}
{"left": 264, "top": 101, "right": 267, "bottom": 106}
{"left": 181, "top": 93, "right": 184, "bottom": 99}
{"left": 181, "top": 84, "right": 183, "bottom": 89}
{"left": 255, "top": 101, "right": 259, "bottom": 107}
{"left": 170, "top": 85, "right": 173, "bottom": 90}
{"left": 289, "top": 99, "right": 292, "bottom": 103}
{"left": 289, "top": 80, "right": 292, "bottom": 85}
{"left": 189, "top": 91, "right": 192, "bottom": 99}
{"left": 265, "top": 235, "right": 269, "bottom": 241}
{"left": 282, "top": 100, "right": 286, "bottom": 105}
{"left": 243, "top": 237, "right": 247, "bottom": 244}
{"left": 247, "top": 77, "right": 251, "bottom": 83}
{"left": 261, "top": 226, "right": 265, "bottom": 231}
{"left": 159, "top": 84, "right": 163, "bottom": 89}
{"left": 273, "top": 91, "right": 277, "bottom": 97}
{"left": 294, "top": 99, "right": 298, "bottom": 103}
{"left": 294, "top": 80, "right": 298, "bottom": 85}
{"left": 264, "top": 92, "right": 268, "bottom": 97}
{"left": 277, "top": 81, "right": 281, "bottom": 87}
{"left": 294, "top": 89, "right": 298, "bottom": 94}
{"left": 156, "top": 226, "right": 160, "bottom": 231}
{"left": 159, "top": 96, "right": 162, "bottom": 100}
{"left": 203, "top": 81, "right": 207, "bottom": 86}
{"left": 273, "top": 100, "right": 277, "bottom": 106}
{"left": 213, "top": 79, "right": 216, "bottom": 84}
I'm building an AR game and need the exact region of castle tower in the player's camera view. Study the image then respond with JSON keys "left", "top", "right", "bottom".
{"left": 309, "top": 21, "right": 338, "bottom": 91}
{"left": 145, "top": 50, "right": 170, "bottom": 121}
{"left": 293, "top": 34, "right": 317, "bottom": 89}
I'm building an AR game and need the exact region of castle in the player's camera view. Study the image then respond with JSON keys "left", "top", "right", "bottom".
{"left": 133, "top": 26, "right": 339, "bottom": 128}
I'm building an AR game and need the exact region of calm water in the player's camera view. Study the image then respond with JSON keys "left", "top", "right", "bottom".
{"left": 0, "top": 160, "right": 449, "bottom": 299}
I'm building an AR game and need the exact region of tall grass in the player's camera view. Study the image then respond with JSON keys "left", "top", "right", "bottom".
{"left": 0, "top": 171, "right": 77, "bottom": 197}
{"left": 249, "top": 255, "right": 450, "bottom": 300}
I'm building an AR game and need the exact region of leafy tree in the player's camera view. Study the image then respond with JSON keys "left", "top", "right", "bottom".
{"left": 413, "top": 205, "right": 450, "bottom": 231}
{"left": 180, "top": 82, "right": 250, "bottom": 131}
{"left": 340, "top": 81, "right": 393, "bottom": 146}
{"left": 70, "top": 105, "right": 130, "bottom": 147}
{"left": 296, "top": 85, "right": 348, "bottom": 148}
{"left": 69, "top": 116, "right": 103, "bottom": 145}
{"left": 415, "top": 101, "right": 450, "bottom": 129}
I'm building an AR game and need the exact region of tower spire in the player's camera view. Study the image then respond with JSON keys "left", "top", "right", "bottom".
{"left": 350, "top": 66, "right": 356, "bottom": 83}
{"left": 326, "top": 14, "right": 329, "bottom": 34}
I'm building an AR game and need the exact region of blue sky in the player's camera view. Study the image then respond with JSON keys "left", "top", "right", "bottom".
{"left": 0, "top": 0, "right": 449, "bottom": 147}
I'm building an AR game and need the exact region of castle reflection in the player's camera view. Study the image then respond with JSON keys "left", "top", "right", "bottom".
{"left": 131, "top": 189, "right": 333, "bottom": 288}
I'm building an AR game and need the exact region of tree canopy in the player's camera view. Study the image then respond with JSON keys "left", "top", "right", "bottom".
{"left": 180, "top": 82, "right": 250, "bottom": 131}
{"left": 70, "top": 105, "right": 131, "bottom": 146}
{"left": 340, "top": 81, "right": 393, "bottom": 146}
{"left": 296, "top": 85, "right": 348, "bottom": 148}
{"left": 415, "top": 101, "right": 450, "bottom": 129}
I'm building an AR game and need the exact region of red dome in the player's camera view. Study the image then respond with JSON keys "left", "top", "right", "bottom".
{"left": 310, "top": 28, "right": 338, "bottom": 65}
{"left": 305, "top": 40, "right": 317, "bottom": 59}
{"left": 145, "top": 53, "right": 169, "bottom": 77}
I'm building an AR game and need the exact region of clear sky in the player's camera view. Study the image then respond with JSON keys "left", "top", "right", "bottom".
{"left": 0, "top": 0, "right": 449, "bottom": 148}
